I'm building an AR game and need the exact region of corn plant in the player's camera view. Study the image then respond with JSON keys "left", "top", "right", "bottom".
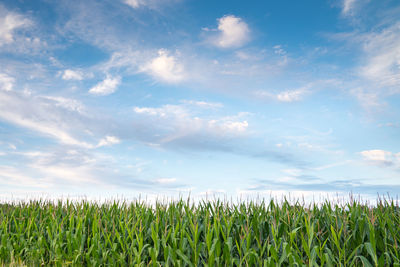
{"left": 0, "top": 198, "right": 399, "bottom": 266}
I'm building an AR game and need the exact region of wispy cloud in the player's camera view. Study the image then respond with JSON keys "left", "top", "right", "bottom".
{"left": 5, "top": 147, "right": 176, "bottom": 191}
{"left": 0, "top": 90, "right": 94, "bottom": 148}
{"left": 342, "top": 0, "right": 357, "bottom": 15}
{"left": 331, "top": 21, "right": 400, "bottom": 108}
{"left": 180, "top": 100, "right": 223, "bottom": 109}
{"left": 0, "top": 6, "right": 31, "bottom": 46}
{"left": 253, "top": 80, "right": 338, "bottom": 103}
{"left": 41, "top": 96, "right": 86, "bottom": 114}
{"left": 0, "top": 165, "right": 51, "bottom": 188}
{"left": 359, "top": 22, "right": 400, "bottom": 90}
{"left": 122, "top": 0, "right": 178, "bottom": 10}
{"left": 0, "top": 73, "right": 14, "bottom": 91}
{"left": 129, "top": 103, "right": 252, "bottom": 154}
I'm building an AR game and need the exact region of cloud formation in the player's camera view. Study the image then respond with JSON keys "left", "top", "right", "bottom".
{"left": 0, "top": 90, "right": 93, "bottom": 148}
{"left": 0, "top": 73, "right": 14, "bottom": 91}
{"left": 213, "top": 15, "right": 250, "bottom": 48}
{"left": 360, "top": 23, "right": 400, "bottom": 90}
{"left": 132, "top": 103, "right": 249, "bottom": 149}
{"left": 361, "top": 149, "right": 400, "bottom": 167}
{"left": 89, "top": 76, "right": 121, "bottom": 95}
{"left": 254, "top": 86, "right": 310, "bottom": 103}
{"left": 141, "top": 49, "right": 185, "bottom": 83}
{"left": 342, "top": 0, "right": 356, "bottom": 15}
{"left": 97, "top": 136, "right": 121, "bottom": 147}
{"left": 0, "top": 7, "right": 31, "bottom": 46}
{"left": 61, "top": 69, "right": 84, "bottom": 81}
{"left": 123, "top": 0, "right": 142, "bottom": 8}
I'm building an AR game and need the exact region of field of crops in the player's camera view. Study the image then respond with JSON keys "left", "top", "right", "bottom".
{"left": 0, "top": 198, "right": 399, "bottom": 266}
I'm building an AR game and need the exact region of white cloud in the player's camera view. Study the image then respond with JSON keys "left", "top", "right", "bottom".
{"left": 31, "top": 164, "right": 100, "bottom": 185}
{"left": 181, "top": 100, "right": 223, "bottom": 109}
{"left": 254, "top": 87, "right": 310, "bottom": 103}
{"left": 41, "top": 96, "right": 86, "bottom": 114}
{"left": 360, "top": 149, "right": 400, "bottom": 167}
{"left": 123, "top": 0, "right": 142, "bottom": 8}
{"left": 209, "top": 119, "right": 248, "bottom": 133}
{"left": 122, "top": 0, "right": 176, "bottom": 10}
{"left": 276, "top": 87, "right": 310, "bottom": 102}
{"left": 253, "top": 80, "right": 338, "bottom": 103}
{"left": 89, "top": 76, "right": 121, "bottom": 95}
{"left": 360, "top": 23, "right": 400, "bottom": 90}
{"left": 0, "top": 73, "right": 14, "bottom": 91}
{"left": 133, "top": 103, "right": 249, "bottom": 146}
{"left": 342, "top": 23, "right": 400, "bottom": 108}
{"left": 15, "top": 148, "right": 118, "bottom": 187}
{"left": 61, "top": 69, "right": 84, "bottom": 81}
{"left": 213, "top": 15, "right": 250, "bottom": 48}
{"left": 97, "top": 136, "right": 121, "bottom": 147}
{"left": 342, "top": 0, "right": 356, "bottom": 15}
{"left": 0, "top": 8, "right": 31, "bottom": 46}
{"left": 141, "top": 49, "right": 185, "bottom": 83}
{"left": 0, "top": 90, "right": 93, "bottom": 148}
{"left": 0, "top": 165, "right": 51, "bottom": 188}
{"left": 350, "top": 87, "right": 381, "bottom": 108}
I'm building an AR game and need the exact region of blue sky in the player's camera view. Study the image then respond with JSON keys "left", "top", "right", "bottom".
{"left": 1, "top": 0, "right": 400, "bottom": 202}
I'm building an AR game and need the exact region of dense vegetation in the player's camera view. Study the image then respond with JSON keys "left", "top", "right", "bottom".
{"left": 0, "top": 198, "right": 399, "bottom": 266}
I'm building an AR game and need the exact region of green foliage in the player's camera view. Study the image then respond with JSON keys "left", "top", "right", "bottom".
{"left": 0, "top": 198, "right": 399, "bottom": 266}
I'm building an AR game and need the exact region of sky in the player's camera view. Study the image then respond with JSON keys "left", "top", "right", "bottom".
{"left": 0, "top": 0, "right": 400, "bottom": 202}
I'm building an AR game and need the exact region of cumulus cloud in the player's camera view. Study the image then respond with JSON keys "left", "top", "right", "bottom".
{"left": 89, "top": 76, "right": 121, "bottom": 95}
{"left": 0, "top": 73, "right": 14, "bottom": 91}
{"left": 360, "top": 149, "right": 400, "bottom": 167}
{"left": 211, "top": 15, "right": 250, "bottom": 48}
{"left": 141, "top": 49, "right": 184, "bottom": 83}
{"left": 0, "top": 8, "right": 31, "bottom": 46}
{"left": 61, "top": 69, "right": 84, "bottom": 81}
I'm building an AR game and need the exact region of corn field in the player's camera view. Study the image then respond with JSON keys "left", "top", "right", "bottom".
{"left": 0, "top": 198, "right": 400, "bottom": 266}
